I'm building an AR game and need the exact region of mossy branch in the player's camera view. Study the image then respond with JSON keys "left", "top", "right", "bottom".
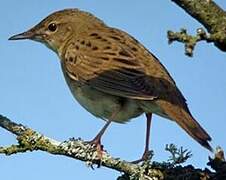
{"left": 0, "top": 114, "right": 226, "bottom": 180}
{"left": 169, "top": 0, "right": 226, "bottom": 57}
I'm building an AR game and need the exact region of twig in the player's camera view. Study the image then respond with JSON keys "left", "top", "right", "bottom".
{"left": 169, "top": 0, "right": 226, "bottom": 56}
{"left": 0, "top": 114, "right": 225, "bottom": 179}
{"left": 0, "top": 114, "right": 163, "bottom": 179}
{"left": 165, "top": 144, "right": 192, "bottom": 165}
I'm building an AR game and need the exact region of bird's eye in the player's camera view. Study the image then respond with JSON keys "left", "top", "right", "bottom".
{"left": 48, "top": 23, "right": 57, "bottom": 32}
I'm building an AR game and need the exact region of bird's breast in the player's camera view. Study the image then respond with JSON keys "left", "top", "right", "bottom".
{"left": 62, "top": 67, "right": 143, "bottom": 123}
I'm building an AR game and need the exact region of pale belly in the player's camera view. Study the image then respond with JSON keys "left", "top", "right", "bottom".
{"left": 63, "top": 73, "right": 143, "bottom": 123}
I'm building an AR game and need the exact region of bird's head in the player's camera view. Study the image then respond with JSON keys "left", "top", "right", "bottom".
{"left": 9, "top": 8, "right": 105, "bottom": 54}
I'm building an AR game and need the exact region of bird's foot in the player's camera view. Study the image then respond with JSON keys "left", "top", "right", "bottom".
{"left": 132, "top": 150, "right": 153, "bottom": 164}
{"left": 86, "top": 138, "right": 104, "bottom": 160}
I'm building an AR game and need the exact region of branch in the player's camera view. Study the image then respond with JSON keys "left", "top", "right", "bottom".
{"left": 168, "top": 0, "right": 226, "bottom": 56}
{"left": 0, "top": 114, "right": 226, "bottom": 179}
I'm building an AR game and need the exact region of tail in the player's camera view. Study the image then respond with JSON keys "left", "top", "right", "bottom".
{"left": 142, "top": 100, "right": 213, "bottom": 152}
{"left": 160, "top": 101, "right": 213, "bottom": 152}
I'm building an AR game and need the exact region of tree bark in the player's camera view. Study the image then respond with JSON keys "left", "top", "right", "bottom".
{"left": 1, "top": 114, "right": 225, "bottom": 180}
{"left": 168, "top": 0, "right": 226, "bottom": 56}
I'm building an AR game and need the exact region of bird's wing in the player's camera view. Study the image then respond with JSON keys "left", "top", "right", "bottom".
{"left": 63, "top": 28, "right": 176, "bottom": 100}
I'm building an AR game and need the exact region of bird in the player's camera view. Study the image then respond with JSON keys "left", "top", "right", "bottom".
{"left": 9, "top": 8, "right": 213, "bottom": 162}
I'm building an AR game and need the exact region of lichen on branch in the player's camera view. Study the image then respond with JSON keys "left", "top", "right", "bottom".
{"left": 0, "top": 114, "right": 225, "bottom": 179}
{"left": 169, "top": 0, "right": 226, "bottom": 56}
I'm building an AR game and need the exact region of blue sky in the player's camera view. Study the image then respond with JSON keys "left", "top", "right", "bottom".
{"left": 1, "top": 1, "right": 226, "bottom": 179}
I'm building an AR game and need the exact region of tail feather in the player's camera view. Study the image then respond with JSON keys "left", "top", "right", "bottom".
{"left": 159, "top": 101, "right": 213, "bottom": 152}
{"left": 141, "top": 100, "right": 213, "bottom": 152}
{"left": 176, "top": 110, "right": 213, "bottom": 152}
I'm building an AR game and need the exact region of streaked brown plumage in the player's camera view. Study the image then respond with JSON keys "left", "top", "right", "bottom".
{"left": 9, "top": 8, "right": 213, "bottom": 160}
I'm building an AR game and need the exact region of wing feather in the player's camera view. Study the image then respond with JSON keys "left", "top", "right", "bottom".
{"left": 63, "top": 28, "right": 177, "bottom": 101}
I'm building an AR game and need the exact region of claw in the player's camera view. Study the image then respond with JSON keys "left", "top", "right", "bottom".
{"left": 132, "top": 150, "right": 153, "bottom": 163}
{"left": 86, "top": 138, "right": 104, "bottom": 159}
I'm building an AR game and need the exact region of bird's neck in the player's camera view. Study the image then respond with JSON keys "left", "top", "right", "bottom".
{"left": 57, "top": 35, "right": 74, "bottom": 60}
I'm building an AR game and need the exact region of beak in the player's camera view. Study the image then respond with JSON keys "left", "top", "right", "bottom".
{"left": 8, "top": 30, "right": 36, "bottom": 40}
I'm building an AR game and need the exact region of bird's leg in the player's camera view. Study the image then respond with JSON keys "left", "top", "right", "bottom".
{"left": 87, "top": 111, "right": 119, "bottom": 159}
{"left": 143, "top": 113, "right": 152, "bottom": 159}
{"left": 133, "top": 113, "right": 152, "bottom": 163}
{"left": 88, "top": 120, "right": 111, "bottom": 153}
